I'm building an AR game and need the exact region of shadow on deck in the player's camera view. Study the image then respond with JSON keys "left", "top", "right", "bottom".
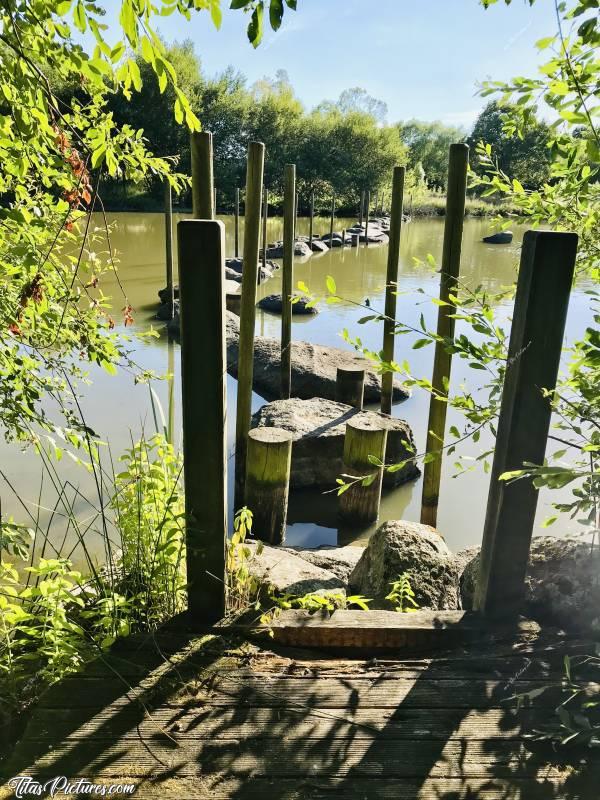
{"left": 1, "top": 612, "right": 598, "bottom": 799}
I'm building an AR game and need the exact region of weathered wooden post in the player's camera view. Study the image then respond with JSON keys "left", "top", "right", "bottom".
{"left": 329, "top": 194, "right": 335, "bottom": 243}
{"left": 245, "top": 427, "right": 293, "bottom": 545}
{"left": 475, "top": 230, "right": 578, "bottom": 618}
{"left": 364, "top": 190, "right": 370, "bottom": 245}
{"left": 294, "top": 190, "right": 299, "bottom": 241}
{"left": 164, "top": 179, "right": 175, "bottom": 320}
{"left": 234, "top": 187, "right": 240, "bottom": 258}
{"left": 359, "top": 190, "right": 365, "bottom": 227}
{"left": 178, "top": 219, "right": 227, "bottom": 622}
{"left": 281, "top": 164, "right": 296, "bottom": 399}
{"left": 420, "top": 143, "right": 469, "bottom": 528}
{"left": 336, "top": 367, "right": 364, "bottom": 409}
{"left": 234, "top": 141, "right": 266, "bottom": 510}
{"left": 261, "top": 186, "right": 268, "bottom": 275}
{"left": 191, "top": 131, "right": 214, "bottom": 220}
{"left": 381, "top": 166, "right": 405, "bottom": 415}
{"left": 339, "top": 418, "right": 387, "bottom": 526}
{"left": 341, "top": 227, "right": 346, "bottom": 249}
{"left": 213, "top": 188, "right": 217, "bottom": 216}
{"left": 309, "top": 190, "right": 315, "bottom": 247}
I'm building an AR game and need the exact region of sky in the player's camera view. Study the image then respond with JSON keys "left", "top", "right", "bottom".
{"left": 101, "top": 0, "right": 558, "bottom": 131}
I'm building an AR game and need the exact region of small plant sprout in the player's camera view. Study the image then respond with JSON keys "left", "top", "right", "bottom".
{"left": 386, "top": 572, "right": 420, "bottom": 613}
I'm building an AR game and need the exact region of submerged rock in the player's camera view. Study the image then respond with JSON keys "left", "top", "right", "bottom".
{"left": 258, "top": 294, "right": 319, "bottom": 315}
{"left": 483, "top": 231, "right": 513, "bottom": 245}
{"left": 460, "top": 536, "right": 600, "bottom": 633}
{"left": 245, "top": 541, "right": 345, "bottom": 596}
{"left": 349, "top": 520, "right": 461, "bottom": 610}
{"left": 320, "top": 232, "right": 352, "bottom": 247}
{"left": 159, "top": 258, "right": 277, "bottom": 301}
{"left": 251, "top": 397, "right": 419, "bottom": 489}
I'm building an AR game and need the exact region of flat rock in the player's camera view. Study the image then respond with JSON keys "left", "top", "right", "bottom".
{"left": 251, "top": 397, "right": 420, "bottom": 489}
{"left": 245, "top": 541, "right": 345, "bottom": 596}
{"left": 460, "top": 536, "right": 600, "bottom": 633}
{"left": 170, "top": 312, "right": 408, "bottom": 404}
{"left": 282, "top": 545, "right": 365, "bottom": 582}
{"left": 349, "top": 520, "right": 461, "bottom": 610}
{"left": 264, "top": 240, "right": 312, "bottom": 259}
{"left": 258, "top": 294, "right": 319, "bottom": 315}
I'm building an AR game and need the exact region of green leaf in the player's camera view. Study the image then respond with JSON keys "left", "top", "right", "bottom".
{"left": 412, "top": 338, "right": 431, "bottom": 349}
{"left": 326, "top": 275, "right": 337, "bottom": 295}
{"left": 269, "top": 0, "right": 284, "bottom": 30}
{"left": 248, "top": 3, "right": 264, "bottom": 48}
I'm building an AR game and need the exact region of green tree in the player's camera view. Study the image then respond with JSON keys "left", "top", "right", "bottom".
{"left": 398, "top": 120, "right": 465, "bottom": 190}
{"left": 468, "top": 101, "right": 552, "bottom": 190}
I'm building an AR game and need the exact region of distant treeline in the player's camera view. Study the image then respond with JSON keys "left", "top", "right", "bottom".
{"left": 56, "top": 40, "right": 553, "bottom": 212}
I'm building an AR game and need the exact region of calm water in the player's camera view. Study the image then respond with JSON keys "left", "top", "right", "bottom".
{"left": 1, "top": 212, "right": 593, "bottom": 567}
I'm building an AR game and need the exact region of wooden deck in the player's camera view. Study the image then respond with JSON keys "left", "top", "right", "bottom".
{"left": 1, "top": 615, "right": 598, "bottom": 799}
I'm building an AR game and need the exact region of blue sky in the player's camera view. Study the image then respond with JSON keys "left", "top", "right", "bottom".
{"left": 104, "top": 0, "right": 557, "bottom": 131}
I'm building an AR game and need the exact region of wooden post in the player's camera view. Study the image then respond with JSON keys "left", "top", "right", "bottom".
{"left": 420, "top": 143, "right": 469, "bottom": 528}
{"left": 213, "top": 188, "right": 217, "bottom": 216}
{"left": 329, "top": 194, "right": 335, "bottom": 243}
{"left": 359, "top": 190, "right": 364, "bottom": 227}
{"left": 475, "top": 230, "right": 578, "bottom": 618}
{"left": 353, "top": 233, "right": 360, "bottom": 248}
{"left": 339, "top": 418, "right": 387, "bottom": 526}
{"left": 281, "top": 164, "right": 295, "bottom": 400}
{"left": 341, "top": 227, "right": 346, "bottom": 249}
{"left": 164, "top": 179, "right": 175, "bottom": 320}
{"left": 261, "top": 186, "right": 268, "bottom": 275}
{"left": 178, "top": 219, "right": 227, "bottom": 622}
{"left": 381, "top": 166, "right": 405, "bottom": 415}
{"left": 294, "top": 190, "right": 299, "bottom": 241}
{"left": 364, "top": 190, "right": 370, "bottom": 245}
{"left": 309, "top": 190, "right": 315, "bottom": 246}
{"left": 245, "top": 427, "right": 293, "bottom": 545}
{"left": 234, "top": 142, "right": 266, "bottom": 510}
{"left": 336, "top": 367, "right": 364, "bottom": 409}
{"left": 191, "top": 131, "right": 214, "bottom": 220}
{"left": 234, "top": 187, "right": 240, "bottom": 258}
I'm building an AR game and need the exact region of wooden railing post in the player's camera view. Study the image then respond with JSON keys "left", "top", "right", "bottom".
{"left": 281, "top": 164, "right": 296, "bottom": 399}
{"left": 329, "top": 194, "right": 335, "bottom": 243}
{"left": 164, "top": 179, "right": 175, "bottom": 320}
{"left": 309, "top": 190, "right": 315, "bottom": 246}
{"left": 475, "top": 230, "right": 578, "bottom": 618}
{"left": 359, "top": 190, "right": 364, "bottom": 228}
{"left": 191, "top": 131, "right": 214, "bottom": 220}
{"left": 235, "top": 142, "right": 265, "bottom": 509}
{"left": 178, "top": 219, "right": 227, "bottom": 622}
{"left": 234, "top": 187, "right": 240, "bottom": 258}
{"left": 364, "top": 189, "right": 370, "bottom": 245}
{"left": 420, "top": 143, "right": 469, "bottom": 528}
{"left": 381, "top": 167, "right": 405, "bottom": 415}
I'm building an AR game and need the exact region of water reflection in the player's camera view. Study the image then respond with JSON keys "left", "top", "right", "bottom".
{"left": 0, "top": 213, "right": 592, "bottom": 568}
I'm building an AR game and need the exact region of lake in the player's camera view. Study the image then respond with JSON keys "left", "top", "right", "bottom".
{"left": 1, "top": 212, "right": 593, "bottom": 568}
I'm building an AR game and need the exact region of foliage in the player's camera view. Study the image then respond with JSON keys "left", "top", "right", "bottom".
{"left": 399, "top": 120, "right": 466, "bottom": 190}
{"left": 110, "top": 434, "right": 186, "bottom": 626}
{"left": 386, "top": 572, "right": 420, "bottom": 613}
{"left": 227, "top": 506, "right": 263, "bottom": 614}
{"left": 468, "top": 101, "right": 552, "bottom": 190}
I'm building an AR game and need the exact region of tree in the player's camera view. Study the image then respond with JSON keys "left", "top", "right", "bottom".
{"left": 398, "top": 120, "right": 465, "bottom": 190}
{"left": 468, "top": 101, "right": 552, "bottom": 190}
{"left": 336, "top": 88, "right": 388, "bottom": 123}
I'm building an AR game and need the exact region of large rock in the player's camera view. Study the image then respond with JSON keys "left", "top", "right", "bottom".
{"left": 265, "top": 240, "right": 312, "bottom": 259}
{"left": 251, "top": 398, "right": 419, "bottom": 489}
{"left": 159, "top": 258, "right": 277, "bottom": 300}
{"left": 349, "top": 520, "right": 461, "bottom": 610}
{"left": 258, "top": 294, "right": 319, "bottom": 315}
{"left": 245, "top": 541, "right": 345, "bottom": 596}
{"left": 283, "top": 545, "right": 364, "bottom": 583}
{"left": 169, "top": 312, "right": 409, "bottom": 404}
{"left": 297, "top": 236, "right": 329, "bottom": 253}
{"left": 460, "top": 536, "right": 600, "bottom": 633}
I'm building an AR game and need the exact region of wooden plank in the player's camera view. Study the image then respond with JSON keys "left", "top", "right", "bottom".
{"left": 0, "top": 776, "right": 582, "bottom": 800}
{"left": 476, "top": 230, "right": 579, "bottom": 618}
{"left": 252, "top": 609, "right": 484, "bottom": 649}
{"left": 27, "top": 737, "right": 587, "bottom": 779}
{"left": 36, "top": 675, "right": 578, "bottom": 709}
{"left": 24, "top": 706, "right": 539, "bottom": 743}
